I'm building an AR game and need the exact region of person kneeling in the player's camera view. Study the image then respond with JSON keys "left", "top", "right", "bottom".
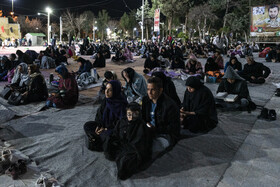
{"left": 104, "top": 102, "right": 152, "bottom": 180}
{"left": 216, "top": 66, "right": 256, "bottom": 111}
{"left": 181, "top": 76, "right": 218, "bottom": 133}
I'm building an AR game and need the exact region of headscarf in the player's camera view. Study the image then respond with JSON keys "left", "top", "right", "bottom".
{"left": 122, "top": 67, "right": 135, "bottom": 84}
{"left": 55, "top": 64, "right": 68, "bottom": 79}
{"left": 11, "top": 63, "right": 29, "bottom": 86}
{"left": 185, "top": 76, "right": 203, "bottom": 90}
{"left": 223, "top": 66, "right": 244, "bottom": 80}
{"left": 103, "top": 80, "right": 128, "bottom": 128}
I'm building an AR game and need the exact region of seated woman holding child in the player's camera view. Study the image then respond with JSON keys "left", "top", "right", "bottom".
{"left": 84, "top": 80, "right": 128, "bottom": 151}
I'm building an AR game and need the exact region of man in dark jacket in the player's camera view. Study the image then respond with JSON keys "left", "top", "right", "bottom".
{"left": 239, "top": 56, "right": 271, "bottom": 84}
{"left": 142, "top": 77, "right": 180, "bottom": 154}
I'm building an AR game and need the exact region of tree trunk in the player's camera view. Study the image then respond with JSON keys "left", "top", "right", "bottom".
{"left": 168, "top": 16, "right": 172, "bottom": 36}
{"left": 146, "top": 24, "right": 149, "bottom": 40}
{"left": 203, "top": 17, "right": 207, "bottom": 42}
{"left": 198, "top": 25, "right": 202, "bottom": 43}
{"left": 184, "top": 13, "right": 188, "bottom": 34}
{"left": 244, "top": 31, "right": 248, "bottom": 43}
{"left": 102, "top": 30, "right": 104, "bottom": 41}
{"left": 221, "top": 0, "right": 229, "bottom": 37}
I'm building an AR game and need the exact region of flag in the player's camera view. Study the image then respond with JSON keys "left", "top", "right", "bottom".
{"left": 1, "top": 26, "right": 4, "bottom": 33}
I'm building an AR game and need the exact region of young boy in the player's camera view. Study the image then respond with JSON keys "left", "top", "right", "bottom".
{"left": 103, "top": 102, "right": 152, "bottom": 180}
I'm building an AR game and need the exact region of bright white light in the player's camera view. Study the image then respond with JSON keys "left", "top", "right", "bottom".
{"left": 46, "top": 7, "right": 52, "bottom": 13}
{"left": 134, "top": 28, "right": 137, "bottom": 31}
{"left": 94, "top": 27, "right": 97, "bottom": 30}
{"left": 38, "top": 13, "right": 41, "bottom": 15}
{"left": 106, "top": 28, "right": 110, "bottom": 32}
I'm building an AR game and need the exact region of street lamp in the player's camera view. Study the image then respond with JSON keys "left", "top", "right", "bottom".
{"left": 11, "top": 0, "right": 14, "bottom": 15}
{"left": 46, "top": 7, "right": 52, "bottom": 45}
{"left": 133, "top": 27, "right": 137, "bottom": 39}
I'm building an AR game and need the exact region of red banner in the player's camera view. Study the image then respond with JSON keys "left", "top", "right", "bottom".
{"left": 1, "top": 26, "right": 4, "bottom": 33}
{"left": 154, "top": 9, "right": 160, "bottom": 32}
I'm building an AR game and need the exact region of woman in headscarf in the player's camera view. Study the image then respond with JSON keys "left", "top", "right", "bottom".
{"left": 185, "top": 58, "right": 203, "bottom": 75}
{"left": 170, "top": 56, "right": 185, "bottom": 69}
{"left": 123, "top": 47, "right": 134, "bottom": 63}
{"left": 121, "top": 67, "right": 147, "bottom": 103}
{"left": 46, "top": 65, "right": 79, "bottom": 108}
{"left": 180, "top": 76, "right": 218, "bottom": 133}
{"left": 21, "top": 65, "right": 48, "bottom": 103}
{"left": 84, "top": 80, "right": 128, "bottom": 151}
{"left": 152, "top": 71, "right": 181, "bottom": 107}
{"left": 143, "top": 54, "right": 160, "bottom": 73}
{"left": 0, "top": 56, "right": 11, "bottom": 81}
{"left": 10, "top": 63, "right": 30, "bottom": 92}
{"left": 216, "top": 66, "right": 256, "bottom": 111}
{"left": 204, "top": 57, "right": 220, "bottom": 73}
{"left": 224, "top": 56, "right": 242, "bottom": 73}
{"left": 76, "top": 57, "right": 93, "bottom": 75}
{"left": 93, "top": 51, "right": 106, "bottom": 67}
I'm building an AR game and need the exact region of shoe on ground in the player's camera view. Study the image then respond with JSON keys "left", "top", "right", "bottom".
{"left": 268, "top": 109, "right": 277, "bottom": 121}
{"left": 257, "top": 108, "right": 269, "bottom": 120}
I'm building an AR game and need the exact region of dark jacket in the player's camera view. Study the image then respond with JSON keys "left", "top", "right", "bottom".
{"left": 242, "top": 61, "right": 271, "bottom": 79}
{"left": 77, "top": 60, "right": 93, "bottom": 74}
{"left": 93, "top": 57, "right": 106, "bottom": 67}
{"left": 144, "top": 58, "right": 160, "bottom": 70}
{"left": 104, "top": 118, "right": 153, "bottom": 161}
{"left": 217, "top": 79, "right": 250, "bottom": 100}
{"left": 26, "top": 73, "right": 48, "bottom": 103}
{"left": 170, "top": 59, "right": 185, "bottom": 69}
{"left": 182, "top": 84, "right": 218, "bottom": 127}
{"left": 142, "top": 93, "right": 180, "bottom": 145}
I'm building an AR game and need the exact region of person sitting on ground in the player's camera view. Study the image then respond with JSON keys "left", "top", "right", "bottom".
{"left": 103, "top": 102, "right": 152, "bottom": 180}
{"left": 55, "top": 50, "right": 68, "bottom": 66}
{"left": 160, "top": 47, "right": 170, "bottom": 58}
{"left": 95, "top": 71, "right": 118, "bottom": 102}
{"left": 213, "top": 51, "right": 224, "bottom": 69}
{"left": 143, "top": 54, "right": 160, "bottom": 74}
{"left": 123, "top": 47, "right": 134, "bottom": 63}
{"left": 204, "top": 57, "right": 220, "bottom": 73}
{"left": 185, "top": 58, "right": 203, "bottom": 75}
{"left": 0, "top": 56, "right": 11, "bottom": 81}
{"left": 21, "top": 65, "right": 48, "bottom": 104}
{"left": 243, "top": 44, "right": 253, "bottom": 57}
{"left": 4, "top": 63, "right": 30, "bottom": 100}
{"left": 180, "top": 76, "right": 218, "bottom": 133}
{"left": 84, "top": 80, "right": 128, "bottom": 151}
{"left": 142, "top": 77, "right": 180, "bottom": 156}
{"left": 170, "top": 56, "right": 185, "bottom": 70}
{"left": 152, "top": 71, "right": 181, "bottom": 107}
{"left": 76, "top": 57, "right": 93, "bottom": 76}
{"left": 216, "top": 66, "right": 256, "bottom": 111}
{"left": 112, "top": 47, "right": 126, "bottom": 62}
{"left": 121, "top": 67, "right": 147, "bottom": 103}
{"left": 9, "top": 53, "right": 19, "bottom": 69}
{"left": 93, "top": 51, "right": 106, "bottom": 68}
{"left": 224, "top": 56, "right": 242, "bottom": 73}
{"left": 239, "top": 56, "right": 271, "bottom": 84}
{"left": 46, "top": 65, "right": 79, "bottom": 108}
{"left": 266, "top": 47, "right": 278, "bottom": 62}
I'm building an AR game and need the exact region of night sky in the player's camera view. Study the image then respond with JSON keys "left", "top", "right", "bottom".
{"left": 0, "top": 0, "right": 146, "bottom": 19}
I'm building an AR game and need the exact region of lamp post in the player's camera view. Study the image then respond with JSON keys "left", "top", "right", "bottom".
{"left": 46, "top": 7, "right": 52, "bottom": 45}
{"left": 12, "top": 0, "right": 14, "bottom": 13}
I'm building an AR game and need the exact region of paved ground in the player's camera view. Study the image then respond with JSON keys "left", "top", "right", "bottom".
{"left": 0, "top": 46, "right": 280, "bottom": 186}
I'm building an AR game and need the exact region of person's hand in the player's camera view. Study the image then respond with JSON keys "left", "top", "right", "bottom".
{"left": 189, "top": 72, "right": 194, "bottom": 75}
{"left": 22, "top": 91, "right": 28, "bottom": 96}
{"left": 251, "top": 76, "right": 256, "bottom": 80}
{"left": 258, "top": 77, "right": 264, "bottom": 80}
{"left": 95, "top": 127, "right": 105, "bottom": 135}
{"left": 51, "top": 92, "right": 56, "bottom": 96}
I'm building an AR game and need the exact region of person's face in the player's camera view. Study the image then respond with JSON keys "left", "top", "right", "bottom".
{"left": 97, "top": 53, "right": 100, "bottom": 58}
{"left": 187, "top": 86, "right": 195, "bottom": 93}
{"left": 28, "top": 67, "right": 31, "bottom": 75}
{"left": 123, "top": 71, "right": 129, "bottom": 81}
{"left": 151, "top": 56, "right": 155, "bottom": 61}
{"left": 147, "top": 83, "right": 162, "bottom": 101}
{"left": 78, "top": 62, "right": 82, "bottom": 67}
{"left": 18, "top": 65, "right": 23, "bottom": 73}
{"left": 215, "top": 52, "right": 219, "bottom": 56}
{"left": 9, "top": 55, "right": 15, "bottom": 61}
{"left": 127, "top": 109, "right": 140, "bottom": 121}
{"left": 227, "top": 78, "right": 235, "bottom": 84}
{"left": 269, "top": 7, "right": 279, "bottom": 19}
{"left": 105, "top": 83, "right": 113, "bottom": 98}
{"left": 231, "top": 59, "right": 236, "bottom": 64}
{"left": 246, "top": 57, "right": 254, "bottom": 65}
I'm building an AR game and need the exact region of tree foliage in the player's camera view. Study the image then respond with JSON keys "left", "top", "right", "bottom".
{"left": 97, "top": 9, "right": 110, "bottom": 41}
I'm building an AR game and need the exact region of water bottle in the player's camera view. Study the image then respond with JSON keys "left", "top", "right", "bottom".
{"left": 93, "top": 68, "right": 98, "bottom": 81}
{"left": 49, "top": 73, "right": 54, "bottom": 84}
